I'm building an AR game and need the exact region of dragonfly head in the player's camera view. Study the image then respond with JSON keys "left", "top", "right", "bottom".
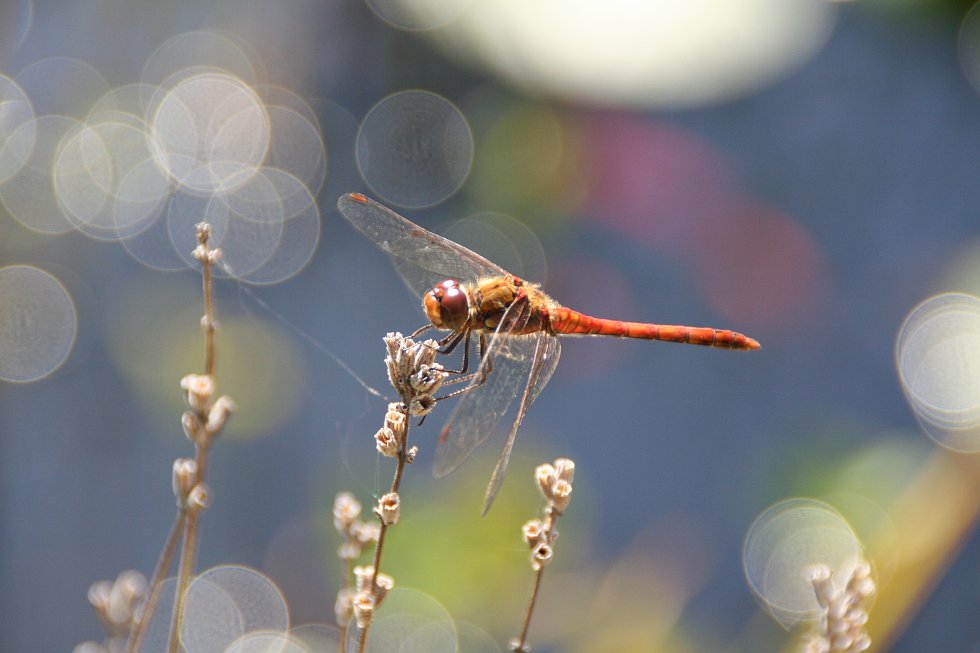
{"left": 424, "top": 279, "right": 470, "bottom": 331}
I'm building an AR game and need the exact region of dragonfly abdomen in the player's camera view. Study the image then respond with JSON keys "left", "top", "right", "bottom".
{"left": 549, "top": 307, "right": 760, "bottom": 350}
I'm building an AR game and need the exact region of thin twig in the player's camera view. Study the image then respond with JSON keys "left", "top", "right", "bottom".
{"left": 514, "top": 564, "right": 546, "bottom": 651}
{"left": 166, "top": 442, "right": 208, "bottom": 653}
{"left": 513, "top": 507, "right": 560, "bottom": 653}
{"left": 124, "top": 513, "right": 185, "bottom": 653}
{"left": 201, "top": 241, "right": 216, "bottom": 378}
{"left": 357, "top": 419, "right": 411, "bottom": 653}
{"left": 166, "top": 226, "right": 219, "bottom": 653}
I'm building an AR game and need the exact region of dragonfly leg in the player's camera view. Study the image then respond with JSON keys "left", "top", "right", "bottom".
{"left": 478, "top": 331, "right": 492, "bottom": 378}
{"left": 438, "top": 329, "right": 467, "bottom": 355}
{"left": 410, "top": 323, "right": 434, "bottom": 338}
{"left": 434, "top": 333, "right": 493, "bottom": 400}
{"left": 436, "top": 330, "right": 475, "bottom": 375}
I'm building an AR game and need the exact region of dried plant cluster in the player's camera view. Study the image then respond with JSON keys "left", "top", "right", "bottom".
{"left": 510, "top": 458, "right": 576, "bottom": 652}
{"left": 802, "top": 561, "right": 876, "bottom": 653}
{"left": 77, "top": 224, "right": 236, "bottom": 653}
{"left": 335, "top": 333, "right": 449, "bottom": 652}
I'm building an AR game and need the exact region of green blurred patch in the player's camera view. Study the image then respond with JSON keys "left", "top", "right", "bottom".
{"left": 466, "top": 95, "right": 587, "bottom": 227}
{"left": 318, "top": 444, "right": 595, "bottom": 639}
{"left": 105, "top": 273, "right": 306, "bottom": 441}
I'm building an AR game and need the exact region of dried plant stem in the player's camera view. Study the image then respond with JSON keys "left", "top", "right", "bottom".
{"left": 513, "top": 507, "right": 561, "bottom": 653}
{"left": 126, "top": 223, "right": 230, "bottom": 653}
{"left": 338, "top": 557, "right": 351, "bottom": 653}
{"left": 165, "top": 227, "right": 219, "bottom": 653}
{"left": 201, "top": 244, "right": 216, "bottom": 377}
{"left": 514, "top": 562, "right": 546, "bottom": 650}
{"left": 124, "top": 513, "right": 185, "bottom": 653}
{"left": 166, "top": 442, "right": 209, "bottom": 653}
{"left": 357, "top": 420, "right": 411, "bottom": 653}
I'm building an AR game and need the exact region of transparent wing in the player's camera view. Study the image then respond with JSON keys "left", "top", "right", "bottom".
{"left": 434, "top": 296, "right": 561, "bottom": 513}
{"left": 433, "top": 335, "right": 539, "bottom": 479}
{"left": 481, "top": 331, "right": 561, "bottom": 514}
{"left": 337, "top": 193, "right": 508, "bottom": 298}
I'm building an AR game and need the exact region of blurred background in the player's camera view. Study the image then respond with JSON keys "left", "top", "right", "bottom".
{"left": 1, "top": 0, "right": 979, "bottom": 651}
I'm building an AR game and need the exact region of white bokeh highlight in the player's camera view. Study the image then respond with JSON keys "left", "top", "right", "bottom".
{"left": 0, "top": 265, "right": 77, "bottom": 383}
{"left": 743, "top": 498, "right": 864, "bottom": 629}
{"left": 356, "top": 90, "right": 473, "bottom": 208}
{"left": 896, "top": 292, "right": 980, "bottom": 453}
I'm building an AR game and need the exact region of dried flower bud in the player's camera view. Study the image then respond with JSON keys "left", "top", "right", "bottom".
{"left": 376, "top": 404, "right": 407, "bottom": 456}
{"left": 352, "top": 521, "right": 381, "bottom": 546}
{"left": 375, "top": 426, "right": 399, "bottom": 458}
{"left": 522, "top": 519, "right": 544, "bottom": 547}
{"left": 172, "top": 458, "right": 197, "bottom": 505}
{"left": 352, "top": 590, "right": 375, "bottom": 629}
{"left": 87, "top": 571, "right": 146, "bottom": 639}
{"left": 806, "top": 564, "right": 832, "bottom": 582}
{"left": 508, "top": 639, "right": 531, "bottom": 653}
{"left": 337, "top": 542, "right": 361, "bottom": 560}
{"left": 206, "top": 396, "right": 235, "bottom": 435}
{"left": 353, "top": 565, "right": 375, "bottom": 593}
{"left": 384, "top": 333, "right": 405, "bottom": 389}
{"left": 334, "top": 587, "right": 354, "bottom": 628}
{"left": 534, "top": 458, "right": 575, "bottom": 512}
{"left": 180, "top": 374, "right": 214, "bottom": 413}
{"left": 187, "top": 483, "right": 211, "bottom": 512}
{"left": 410, "top": 363, "right": 446, "bottom": 395}
{"left": 87, "top": 580, "right": 112, "bottom": 613}
{"left": 405, "top": 446, "right": 418, "bottom": 464}
{"left": 192, "top": 244, "right": 209, "bottom": 263}
{"left": 384, "top": 334, "right": 446, "bottom": 413}
{"left": 553, "top": 458, "right": 575, "bottom": 484}
{"left": 549, "top": 479, "right": 573, "bottom": 513}
{"left": 852, "top": 633, "right": 871, "bottom": 651}
{"left": 408, "top": 395, "right": 436, "bottom": 416}
{"left": 854, "top": 577, "right": 875, "bottom": 599}
{"left": 804, "top": 558, "right": 876, "bottom": 653}
{"left": 375, "top": 492, "right": 400, "bottom": 525}
{"left": 373, "top": 571, "right": 394, "bottom": 605}
{"left": 181, "top": 411, "right": 205, "bottom": 444}
{"left": 413, "top": 339, "right": 439, "bottom": 369}
{"left": 802, "top": 639, "right": 830, "bottom": 653}
{"left": 333, "top": 492, "right": 362, "bottom": 531}
{"left": 535, "top": 463, "right": 556, "bottom": 500}
{"left": 385, "top": 404, "right": 407, "bottom": 435}
{"left": 531, "top": 543, "right": 553, "bottom": 571}
{"left": 351, "top": 566, "right": 394, "bottom": 604}
{"left": 848, "top": 608, "right": 869, "bottom": 627}
{"left": 195, "top": 222, "right": 211, "bottom": 242}
{"left": 108, "top": 571, "right": 146, "bottom": 624}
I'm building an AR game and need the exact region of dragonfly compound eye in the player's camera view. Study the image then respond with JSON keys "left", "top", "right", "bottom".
{"left": 424, "top": 279, "right": 469, "bottom": 330}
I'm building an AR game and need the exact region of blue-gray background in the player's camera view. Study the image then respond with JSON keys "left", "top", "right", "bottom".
{"left": 1, "top": 1, "right": 978, "bottom": 651}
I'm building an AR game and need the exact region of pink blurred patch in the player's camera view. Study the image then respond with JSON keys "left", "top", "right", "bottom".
{"left": 690, "top": 202, "right": 832, "bottom": 334}
{"left": 584, "top": 113, "right": 743, "bottom": 253}
{"left": 582, "top": 112, "right": 832, "bottom": 340}
{"left": 549, "top": 255, "right": 638, "bottom": 380}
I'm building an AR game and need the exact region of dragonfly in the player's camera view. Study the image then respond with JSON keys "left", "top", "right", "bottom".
{"left": 337, "top": 192, "right": 760, "bottom": 513}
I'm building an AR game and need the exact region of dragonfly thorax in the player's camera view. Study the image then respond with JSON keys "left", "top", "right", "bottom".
{"left": 424, "top": 279, "right": 471, "bottom": 331}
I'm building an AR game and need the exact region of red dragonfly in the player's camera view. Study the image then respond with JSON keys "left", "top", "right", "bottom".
{"left": 338, "top": 192, "right": 760, "bottom": 513}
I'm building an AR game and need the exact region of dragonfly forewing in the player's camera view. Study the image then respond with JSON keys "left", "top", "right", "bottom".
{"left": 337, "top": 193, "right": 507, "bottom": 297}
